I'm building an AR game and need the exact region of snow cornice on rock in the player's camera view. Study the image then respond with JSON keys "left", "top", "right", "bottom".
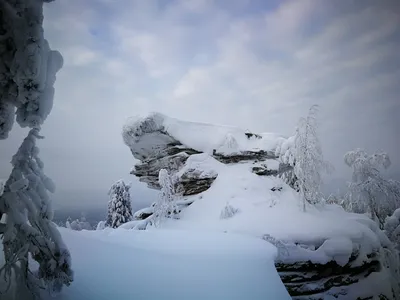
{"left": 122, "top": 112, "right": 288, "bottom": 160}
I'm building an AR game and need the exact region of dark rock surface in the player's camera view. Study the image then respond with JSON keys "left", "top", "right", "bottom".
{"left": 262, "top": 234, "right": 396, "bottom": 300}
{"left": 212, "top": 149, "right": 277, "bottom": 164}
{"left": 176, "top": 168, "right": 218, "bottom": 196}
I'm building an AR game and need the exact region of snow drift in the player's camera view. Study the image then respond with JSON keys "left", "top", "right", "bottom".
{"left": 44, "top": 228, "right": 290, "bottom": 300}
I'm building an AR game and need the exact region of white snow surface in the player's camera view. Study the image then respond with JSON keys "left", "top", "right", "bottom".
{"left": 154, "top": 153, "right": 386, "bottom": 267}
{"left": 44, "top": 228, "right": 290, "bottom": 300}
{"left": 123, "top": 112, "right": 287, "bottom": 157}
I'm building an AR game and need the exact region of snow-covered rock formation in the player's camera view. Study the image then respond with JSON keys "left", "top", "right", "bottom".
{"left": 123, "top": 112, "right": 400, "bottom": 299}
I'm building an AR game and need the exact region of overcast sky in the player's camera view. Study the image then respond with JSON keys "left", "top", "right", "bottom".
{"left": 1, "top": 0, "right": 399, "bottom": 210}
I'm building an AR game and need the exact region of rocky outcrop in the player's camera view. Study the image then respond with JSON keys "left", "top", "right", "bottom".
{"left": 128, "top": 135, "right": 288, "bottom": 194}
{"left": 277, "top": 255, "right": 381, "bottom": 299}
{"left": 122, "top": 113, "right": 400, "bottom": 300}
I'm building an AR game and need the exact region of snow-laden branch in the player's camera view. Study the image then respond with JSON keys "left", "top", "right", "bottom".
{"left": 0, "top": 0, "right": 63, "bottom": 139}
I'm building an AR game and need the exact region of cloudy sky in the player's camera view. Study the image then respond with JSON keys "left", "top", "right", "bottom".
{"left": 1, "top": 0, "right": 399, "bottom": 210}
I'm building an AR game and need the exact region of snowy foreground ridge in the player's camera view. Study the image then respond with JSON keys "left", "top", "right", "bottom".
{"left": 121, "top": 112, "right": 400, "bottom": 299}
{"left": 46, "top": 228, "right": 290, "bottom": 300}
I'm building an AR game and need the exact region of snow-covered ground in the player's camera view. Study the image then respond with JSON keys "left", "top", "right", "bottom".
{"left": 44, "top": 228, "right": 290, "bottom": 300}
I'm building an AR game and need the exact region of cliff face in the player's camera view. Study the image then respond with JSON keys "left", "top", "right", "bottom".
{"left": 123, "top": 113, "right": 399, "bottom": 300}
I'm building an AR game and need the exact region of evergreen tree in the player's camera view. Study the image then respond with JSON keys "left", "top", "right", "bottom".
{"left": 0, "top": 1, "right": 72, "bottom": 297}
{"left": 0, "top": 129, "right": 73, "bottom": 299}
{"left": 106, "top": 180, "right": 133, "bottom": 228}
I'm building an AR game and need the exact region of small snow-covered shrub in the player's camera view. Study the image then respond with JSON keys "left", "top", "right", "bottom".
{"left": 70, "top": 219, "right": 92, "bottom": 231}
{"left": 220, "top": 202, "right": 240, "bottom": 219}
{"left": 384, "top": 208, "right": 400, "bottom": 251}
{"left": 66, "top": 216, "right": 92, "bottom": 231}
{"left": 96, "top": 221, "right": 107, "bottom": 230}
{"left": 0, "top": 180, "right": 4, "bottom": 196}
{"left": 262, "top": 234, "right": 289, "bottom": 259}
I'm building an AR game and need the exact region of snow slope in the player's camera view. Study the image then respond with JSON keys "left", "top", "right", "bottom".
{"left": 44, "top": 228, "right": 290, "bottom": 300}
{"left": 161, "top": 154, "right": 387, "bottom": 267}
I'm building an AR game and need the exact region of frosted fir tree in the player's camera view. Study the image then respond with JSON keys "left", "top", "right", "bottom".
{"left": 293, "top": 105, "right": 332, "bottom": 211}
{"left": 106, "top": 180, "right": 133, "bottom": 228}
{"left": 0, "top": 1, "right": 72, "bottom": 298}
{"left": 151, "top": 169, "right": 177, "bottom": 228}
{"left": 342, "top": 149, "right": 400, "bottom": 227}
{"left": 0, "top": 129, "right": 73, "bottom": 299}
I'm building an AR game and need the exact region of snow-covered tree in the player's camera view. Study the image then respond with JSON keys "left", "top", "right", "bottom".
{"left": 342, "top": 149, "right": 400, "bottom": 227}
{"left": 220, "top": 202, "right": 240, "bottom": 219}
{"left": 106, "top": 180, "right": 133, "bottom": 228}
{"left": 151, "top": 169, "right": 177, "bottom": 227}
{"left": 65, "top": 216, "right": 72, "bottom": 229}
{"left": 68, "top": 214, "right": 92, "bottom": 231}
{"left": 293, "top": 105, "right": 331, "bottom": 211}
{"left": 0, "top": 1, "right": 72, "bottom": 298}
{"left": 0, "top": 129, "right": 73, "bottom": 299}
